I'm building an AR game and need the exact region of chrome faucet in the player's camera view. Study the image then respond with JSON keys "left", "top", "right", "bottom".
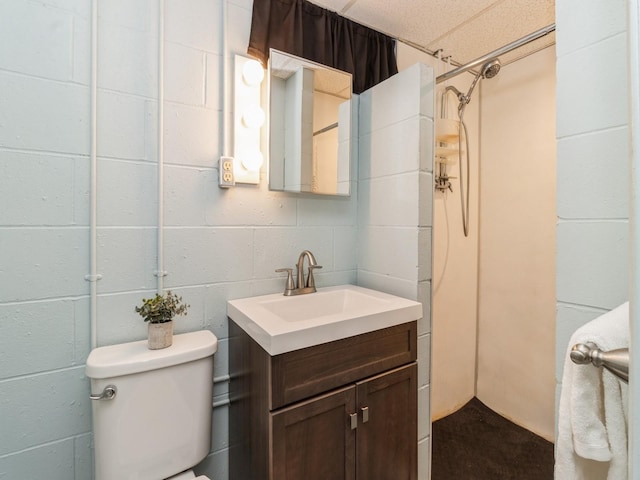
{"left": 275, "top": 250, "right": 323, "bottom": 296}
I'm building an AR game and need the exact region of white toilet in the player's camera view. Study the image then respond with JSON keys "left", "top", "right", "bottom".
{"left": 85, "top": 330, "right": 218, "bottom": 480}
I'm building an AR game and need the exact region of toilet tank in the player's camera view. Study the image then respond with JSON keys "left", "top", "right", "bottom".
{"left": 86, "top": 330, "right": 218, "bottom": 480}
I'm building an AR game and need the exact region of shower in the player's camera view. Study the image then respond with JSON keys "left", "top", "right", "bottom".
{"left": 442, "top": 58, "right": 501, "bottom": 237}
{"left": 431, "top": 25, "right": 557, "bottom": 478}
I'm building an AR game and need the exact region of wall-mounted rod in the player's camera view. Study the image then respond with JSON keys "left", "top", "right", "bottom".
{"left": 155, "top": 0, "right": 167, "bottom": 292}
{"left": 213, "top": 374, "right": 231, "bottom": 384}
{"left": 88, "top": 0, "right": 100, "bottom": 350}
{"left": 222, "top": 0, "right": 231, "bottom": 157}
{"left": 213, "top": 398, "right": 230, "bottom": 409}
{"left": 313, "top": 122, "right": 338, "bottom": 136}
{"left": 570, "top": 342, "right": 629, "bottom": 383}
{"left": 436, "top": 23, "right": 556, "bottom": 84}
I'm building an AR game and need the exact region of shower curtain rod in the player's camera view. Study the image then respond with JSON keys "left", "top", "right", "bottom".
{"left": 436, "top": 23, "right": 556, "bottom": 84}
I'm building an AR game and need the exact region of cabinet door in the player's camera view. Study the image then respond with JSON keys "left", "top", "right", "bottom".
{"left": 271, "top": 385, "right": 357, "bottom": 480}
{"left": 356, "top": 363, "right": 417, "bottom": 480}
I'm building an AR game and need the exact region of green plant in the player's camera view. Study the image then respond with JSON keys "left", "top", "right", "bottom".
{"left": 135, "top": 291, "right": 189, "bottom": 324}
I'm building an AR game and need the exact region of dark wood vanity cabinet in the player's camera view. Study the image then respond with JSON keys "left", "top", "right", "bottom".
{"left": 229, "top": 320, "right": 418, "bottom": 480}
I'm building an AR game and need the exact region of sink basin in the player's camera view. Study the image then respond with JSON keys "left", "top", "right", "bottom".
{"left": 227, "top": 285, "right": 422, "bottom": 355}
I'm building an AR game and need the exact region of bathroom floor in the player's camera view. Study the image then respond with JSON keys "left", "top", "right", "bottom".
{"left": 431, "top": 397, "right": 554, "bottom": 480}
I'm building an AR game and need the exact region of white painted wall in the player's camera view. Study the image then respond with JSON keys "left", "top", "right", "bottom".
{"left": 555, "top": 0, "right": 630, "bottom": 443}
{"left": 476, "top": 46, "right": 556, "bottom": 441}
{"left": 430, "top": 74, "right": 481, "bottom": 420}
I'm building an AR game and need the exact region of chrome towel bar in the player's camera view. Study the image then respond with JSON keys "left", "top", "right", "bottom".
{"left": 570, "top": 342, "right": 629, "bottom": 383}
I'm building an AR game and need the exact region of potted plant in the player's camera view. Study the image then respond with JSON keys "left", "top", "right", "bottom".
{"left": 135, "top": 291, "right": 189, "bottom": 349}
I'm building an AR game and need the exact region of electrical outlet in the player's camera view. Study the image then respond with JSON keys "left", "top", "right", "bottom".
{"left": 219, "top": 156, "right": 235, "bottom": 188}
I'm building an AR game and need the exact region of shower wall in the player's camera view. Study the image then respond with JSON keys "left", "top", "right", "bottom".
{"left": 477, "top": 47, "right": 556, "bottom": 441}
{"left": 397, "top": 44, "right": 557, "bottom": 437}
{"left": 429, "top": 75, "right": 481, "bottom": 420}
{"left": 431, "top": 78, "right": 481, "bottom": 420}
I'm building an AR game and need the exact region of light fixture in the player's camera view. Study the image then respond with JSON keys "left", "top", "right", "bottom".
{"left": 241, "top": 104, "right": 265, "bottom": 129}
{"left": 239, "top": 149, "right": 264, "bottom": 172}
{"left": 242, "top": 59, "right": 265, "bottom": 86}
{"left": 233, "top": 55, "right": 265, "bottom": 184}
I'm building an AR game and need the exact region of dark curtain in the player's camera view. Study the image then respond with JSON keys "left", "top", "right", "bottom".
{"left": 248, "top": 0, "right": 398, "bottom": 94}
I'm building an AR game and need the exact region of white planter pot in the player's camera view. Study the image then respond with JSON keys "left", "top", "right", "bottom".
{"left": 148, "top": 321, "right": 173, "bottom": 349}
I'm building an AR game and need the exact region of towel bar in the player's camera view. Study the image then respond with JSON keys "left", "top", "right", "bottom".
{"left": 570, "top": 342, "right": 629, "bottom": 383}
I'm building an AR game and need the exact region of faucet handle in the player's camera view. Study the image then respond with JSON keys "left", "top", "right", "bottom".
{"left": 306, "top": 265, "right": 323, "bottom": 288}
{"left": 275, "top": 268, "right": 295, "bottom": 293}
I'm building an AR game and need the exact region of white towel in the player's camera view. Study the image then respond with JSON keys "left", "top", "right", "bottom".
{"left": 555, "top": 302, "right": 629, "bottom": 480}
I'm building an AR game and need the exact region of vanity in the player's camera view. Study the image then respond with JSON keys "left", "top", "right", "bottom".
{"left": 227, "top": 285, "right": 422, "bottom": 480}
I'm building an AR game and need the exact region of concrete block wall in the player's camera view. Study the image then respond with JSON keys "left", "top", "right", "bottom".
{"left": 555, "top": 0, "right": 630, "bottom": 418}
{"left": 356, "top": 62, "right": 434, "bottom": 480}
{"left": 0, "top": 1, "right": 94, "bottom": 479}
{"left": 0, "top": 1, "right": 358, "bottom": 479}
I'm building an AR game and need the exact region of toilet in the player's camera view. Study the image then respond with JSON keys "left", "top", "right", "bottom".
{"left": 85, "top": 330, "right": 218, "bottom": 480}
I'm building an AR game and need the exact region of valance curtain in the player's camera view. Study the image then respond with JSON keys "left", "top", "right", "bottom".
{"left": 248, "top": 0, "right": 398, "bottom": 94}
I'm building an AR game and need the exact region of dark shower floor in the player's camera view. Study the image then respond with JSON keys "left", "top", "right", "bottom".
{"left": 431, "top": 397, "right": 554, "bottom": 480}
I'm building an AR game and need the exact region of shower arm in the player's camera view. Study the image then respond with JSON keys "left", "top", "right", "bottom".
{"left": 441, "top": 65, "right": 485, "bottom": 116}
{"left": 441, "top": 87, "right": 463, "bottom": 117}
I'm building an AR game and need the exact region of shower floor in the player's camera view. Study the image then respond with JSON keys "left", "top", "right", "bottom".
{"left": 431, "top": 397, "right": 554, "bottom": 480}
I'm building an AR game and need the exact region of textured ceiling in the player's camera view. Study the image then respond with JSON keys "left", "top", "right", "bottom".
{"left": 310, "top": 0, "right": 555, "bottom": 68}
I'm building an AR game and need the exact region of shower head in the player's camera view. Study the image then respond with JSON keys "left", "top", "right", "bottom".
{"left": 481, "top": 59, "right": 501, "bottom": 79}
{"left": 460, "top": 58, "right": 501, "bottom": 107}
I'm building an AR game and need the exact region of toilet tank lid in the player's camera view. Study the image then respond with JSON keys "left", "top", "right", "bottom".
{"left": 85, "top": 330, "right": 218, "bottom": 379}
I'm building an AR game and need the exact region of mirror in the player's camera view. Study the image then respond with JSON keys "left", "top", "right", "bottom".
{"left": 268, "top": 49, "right": 353, "bottom": 196}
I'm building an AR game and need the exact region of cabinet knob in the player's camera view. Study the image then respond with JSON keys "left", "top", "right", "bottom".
{"left": 361, "top": 406, "right": 369, "bottom": 423}
{"left": 349, "top": 413, "right": 358, "bottom": 430}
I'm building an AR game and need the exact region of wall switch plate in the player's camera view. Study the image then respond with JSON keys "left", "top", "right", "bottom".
{"left": 219, "top": 156, "right": 235, "bottom": 188}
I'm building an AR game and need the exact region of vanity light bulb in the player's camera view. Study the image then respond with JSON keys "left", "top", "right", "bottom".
{"left": 242, "top": 105, "right": 265, "bottom": 129}
{"left": 241, "top": 150, "right": 264, "bottom": 172}
{"left": 242, "top": 59, "right": 265, "bottom": 86}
